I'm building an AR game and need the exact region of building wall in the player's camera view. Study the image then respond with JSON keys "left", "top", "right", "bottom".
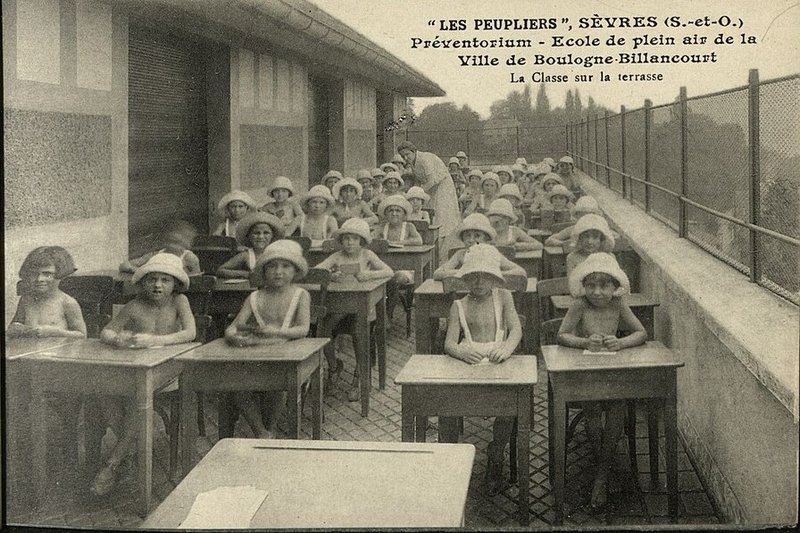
{"left": 343, "top": 79, "right": 376, "bottom": 176}
{"left": 3, "top": 0, "right": 128, "bottom": 324}
{"left": 580, "top": 174, "right": 799, "bottom": 526}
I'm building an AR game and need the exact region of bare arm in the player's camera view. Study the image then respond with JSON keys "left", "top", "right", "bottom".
{"left": 512, "top": 227, "right": 542, "bottom": 251}
{"left": 433, "top": 250, "right": 464, "bottom": 280}
{"left": 545, "top": 226, "right": 573, "bottom": 247}
{"left": 361, "top": 202, "right": 379, "bottom": 226}
{"left": 132, "top": 294, "right": 196, "bottom": 347}
{"left": 212, "top": 222, "right": 226, "bottom": 236}
{"left": 603, "top": 300, "right": 647, "bottom": 351}
{"left": 403, "top": 224, "right": 423, "bottom": 246}
{"left": 444, "top": 301, "right": 482, "bottom": 364}
{"left": 557, "top": 300, "right": 592, "bottom": 349}
{"left": 216, "top": 251, "right": 250, "bottom": 279}
{"left": 7, "top": 299, "right": 32, "bottom": 337}
{"left": 357, "top": 250, "right": 393, "bottom": 282}
{"left": 100, "top": 302, "right": 134, "bottom": 345}
{"left": 499, "top": 255, "right": 527, "bottom": 278}
{"left": 50, "top": 295, "right": 87, "bottom": 338}
{"left": 490, "top": 290, "right": 522, "bottom": 361}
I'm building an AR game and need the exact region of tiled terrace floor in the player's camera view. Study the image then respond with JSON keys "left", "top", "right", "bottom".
{"left": 8, "top": 310, "right": 723, "bottom": 529}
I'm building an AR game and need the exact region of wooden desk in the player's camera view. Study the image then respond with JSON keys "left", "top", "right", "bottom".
{"left": 305, "top": 245, "right": 434, "bottom": 287}
{"left": 177, "top": 338, "right": 328, "bottom": 473}
{"left": 540, "top": 245, "right": 641, "bottom": 290}
{"left": 395, "top": 354, "right": 537, "bottom": 525}
{"left": 527, "top": 228, "right": 552, "bottom": 243}
{"left": 543, "top": 246, "right": 567, "bottom": 279}
{"left": 413, "top": 279, "right": 539, "bottom": 354}
{"left": 550, "top": 294, "right": 659, "bottom": 339}
{"left": 514, "top": 249, "right": 542, "bottom": 279}
{"left": 143, "top": 438, "right": 475, "bottom": 529}
{"left": 211, "top": 278, "right": 387, "bottom": 418}
{"left": 542, "top": 342, "right": 683, "bottom": 524}
{"left": 22, "top": 339, "right": 199, "bottom": 516}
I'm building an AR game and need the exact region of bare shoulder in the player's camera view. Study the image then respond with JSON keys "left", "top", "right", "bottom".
{"left": 57, "top": 290, "right": 81, "bottom": 307}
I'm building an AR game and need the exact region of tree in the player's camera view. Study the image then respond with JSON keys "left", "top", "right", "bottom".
{"left": 574, "top": 89, "right": 583, "bottom": 119}
{"left": 414, "top": 102, "right": 481, "bottom": 130}
{"left": 565, "top": 89, "right": 575, "bottom": 123}
{"left": 535, "top": 83, "right": 550, "bottom": 115}
{"left": 489, "top": 87, "right": 532, "bottom": 122}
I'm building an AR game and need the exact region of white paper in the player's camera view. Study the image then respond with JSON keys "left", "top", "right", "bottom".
{"left": 582, "top": 349, "right": 617, "bottom": 356}
{"left": 179, "top": 485, "right": 268, "bottom": 529}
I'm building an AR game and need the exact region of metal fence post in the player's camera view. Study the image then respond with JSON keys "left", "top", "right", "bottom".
{"left": 620, "top": 105, "right": 628, "bottom": 201}
{"left": 516, "top": 125, "right": 521, "bottom": 159}
{"left": 465, "top": 125, "right": 470, "bottom": 163}
{"left": 679, "top": 86, "right": 689, "bottom": 238}
{"left": 748, "top": 68, "right": 761, "bottom": 282}
{"left": 604, "top": 110, "right": 611, "bottom": 186}
{"left": 585, "top": 118, "right": 590, "bottom": 173}
{"left": 564, "top": 123, "right": 569, "bottom": 154}
{"left": 644, "top": 99, "right": 652, "bottom": 213}
{"left": 592, "top": 113, "right": 598, "bottom": 179}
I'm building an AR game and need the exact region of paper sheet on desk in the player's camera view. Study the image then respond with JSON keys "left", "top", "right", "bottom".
{"left": 582, "top": 349, "right": 617, "bottom": 355}
{"left": 178, "top": 485, "right": 268, "bottom": 529}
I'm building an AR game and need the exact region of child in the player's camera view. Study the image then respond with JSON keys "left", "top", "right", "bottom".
{"left": 557, "top": 252, "right": 646, "bottom": 509}
{"left": 356, "top": 169, "right": 376, "bottom": 206}
{"left": 566, "top": 214, "right": 615, "bottom": 277}
{"left": 510, "top": 163, "right": 525, "bottom": 184}
{"left": 515, "top": 157, "right": 528, "bottom": 167}
{"left": 557, "top": 155, "right": 578, "bottom": 191}
{"left": 381, "top": 171, "right": 405, "bottom": 199}
{"left": 543, "top": 157, "right": 556, "bottom": 171}
{"left": 464, "top": 172, "right": 501, "bottom": 215}
{"left": 224, "top": 240, "right": 311, "bottom": 438}
{"left": 434, "top": 213, "right": 526, "bottom": 280}
{"left": 322, "top": 170, "right": 343, "bottom": 192}
{"left": 391, "top": 153, "right": 406, "bottom": 173}
{"left": 379, "top": 162, "right": 399, "bottom": 175}
{"left": 375, "top": 195, "right": 423, "bottom": 246}
{"left": 261, "top": 176, "right": 304, "bottom": 230}
{"left": 456, "top": 150, "right": 470, "bottom": 172}
{"left": 486, "top": 199, "right": 542, "bottom": 252}
{"left": 494, "top": 165, "right": 513, "bottom": 185}
{"left": 529, "top": 174, "right": 564, "bottom": 215}
{"left": 331, "top": 177, "right": 379, "bottom": 227}
{"left": 315, "top": 218, "right": 393, "bottom": 400}
{"left": 448, "top": 156, "right": 466, "bottom": 186}
{"left": 92, "top": 253, "right": 196, "bottom": 496}
{"left": 523, "top": 164, "right": 548, "bottom": 203}
{"left": 498, "top": 183, "right": 526, "bottom": 224}
{"left": 216, "top": 212, "right": 284, "bottom": 278}
{"left": 120, "top": 220, "right": 201, "bottom": 276}
{"left": 545, "top": 196, "right": 604, "bottom": 247}
{"left": 368, "top": 168, "right": 387, "bottom": 211}
{"left": 287, "top": 185, "right": 338, "bottom": 245}
{"left": 9, "top": 246, "right": 86, "bottom": 339}
{"left": 440, "top": 244, "right": 522, "bottom": 496}
{"left": 546, "top": 184, "right": 576, "bottom": 213}
{"left": 405, "top": 186, "right": 431, "bottom": 223}
{"left": 213, "top": 190, "right": 258, "bottom": 237}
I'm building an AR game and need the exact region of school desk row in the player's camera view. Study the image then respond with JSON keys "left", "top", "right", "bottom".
{"left": 6, "top": 336, "right": 683, "bottom": 527}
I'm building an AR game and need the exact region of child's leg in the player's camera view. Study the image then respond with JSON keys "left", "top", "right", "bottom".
{"left": 90, "top": 397, "right": 137, "bottom": 495}
{"left": 233, "top": 392, "right": 272, "bottom": 438}
{"left": 591, "top": 401, "right": 626, "bottom": 508}
{"left": 582, "top": 402, "right": 603, "bottom": 457}
{"left": 319, "top": 313, "right": 347, "bottom": 385}
{"left": 487, "top": 416, "right": 515, "bottom": 462}
{"left": 259, "top": 391, "right": 286, "bottom": 435}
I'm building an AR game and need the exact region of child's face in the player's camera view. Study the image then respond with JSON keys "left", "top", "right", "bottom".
{"left": 141, "top": 272, "right": 175, "bottom": 302}
{"left": 458, "top": 156, "right": 468, "bottom": 167}
{"left": 449, "top": 163, "right": 460, "bottom": 173}
{"left": 26, "top": 264, "right": 58, "bottom": 295}
{"left": 498, "top": 172, "right": 511, "bottom": 184}
{"left": 226, "top": 200, "right": 248, "bottom": 221}
{"left": 557, "top": 162, "right": 572, "bottom": 175}
{"left": 468, "top": 176, "right": 481, "bottom": 188}
{"left": 359, "top": 180, "right": 373, "bottom": 198}
{"left": 272, "top": 188, "right": 290, "bottom": 203}
{"left": 409, "top": 197, "right": 424, "bottom": 210}
{"left": 383, "top": 179, "right": 400, "bottom": 194}
{"left": 307, "top": 198, "right": 328, "bottom": 215}
{"left": 489, "top": 214, "right": 511, "bottom": 232}
{"left": 461, "top": 230, "right": 490, "bottom": 247}
{"left": 248, "top": 223, "right": 274, "bottom": 250}
{"left": 463, "top": 272, "right": 497, "bottom": 298}
{"left": 339, "top": 186, "right": 358, "bottom": 204}
{"left": 583, "top": 278, "right": 616, "bottom": 308}
{"left": 385, "top": 205, "right": 406, "bottom": 225}
{"left": 340, "top": 234, "right": 363, "bottom": 254}
{"left": 551, "top": 195, "right": 568, "bottom": 210}
{"left": 263, "top": 259, "right": 297, "bottom": 288}
{"left": 324, "top": 178, "right": 340, "bottom": 191}
{"left": 543, "top": 180, "right": 557, "bottom": 192}
{"left": 512, "top": 170, "right": 523, "bottom": 181}
{"left": 482, "top": 181, "right": 498, "bottom": 195}
{"left": 577, "top": 229, "right": 604, "bottom": 254}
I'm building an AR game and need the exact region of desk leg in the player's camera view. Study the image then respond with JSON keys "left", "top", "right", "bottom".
{"left": 517, "top": 387, "right": 531, "bottom": 526}
{"left": 524, "top": 293, "right": 537, "bottom": 354}
{"left": 30, "top": 372, "right": 48, "bottom": 509}
{"left": 287, "top": 369, "right": 301, "bottom": 439}
{"left": 355, "top": 310, "right": 371, "bottom": 418}
{"left": 552, "top": 387, "right": 567, "bottom": 525}
{"left": 135, "top": 371, "right": 155, "bottom": 516}
{"left": 400, "top": 389, "right": 414, "bottom": 442}
{"left": 664, "top": 395, "right": 679, "bottom": 520}
{"left": 415, "top": 298, "right": 431, "bottom": 353}
{"left": 376, "top": 294, "right": 387, "bottom": 390}
{"left": 415, "top": 416, "right": 428, "bottom": 443}
{"left": 311, "top": 351, "right": 323, "bottom": 440}
{"left": 648, "top": 402, "right": 660, "bottom": 485}
{"left": 179, "top": 372, "right": 197, "bottom": 479}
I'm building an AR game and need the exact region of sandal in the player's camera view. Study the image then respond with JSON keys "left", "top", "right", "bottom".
{"left": 89, "top": 462, "right": 119, "bottom": 497}
{"left": 589, "top": 477, "right": 608, "bottom": 511}
{"left": 327, "top": 359, "right": 343, "bottom": 387}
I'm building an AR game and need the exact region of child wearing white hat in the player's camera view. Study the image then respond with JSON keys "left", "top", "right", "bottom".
{"left": 497, "top": 183, "right": 526, "bottom": 224}
{"left": 356, "top": 169, "right": 377, "bottom": 205}
{"left": 456, "top": 150, "right": 469, "bottom": 171}
{"left": 486, "top": 199, "right": 542, "bottom": 252}
{"left": 566, "top": 214, "right": 616, "bottom": 277}
{"left": 523, "top": 163, "right": 548, "bottom": 203}
{"left": 223, "top": 240, "right": 311, "bottom": 438}
{"left": 217, "top": 212, "right": 284, "bottom": 279}
{"left": 322, "top": 170, "right": 343, "bottom": 192}
{"left": 494, "top": 165, "right": 513, "bottom": 185}
{"left": 558, "top": 252, "right": 646, "bottom": 509}
{"left": 529, "top": 173, "right": 565, "bottom": 215}
{"left": 375, "top": 196, "right": 423, "bottom": 246}
{"left": 380, "top": 171, "right": 405, "bottom": 198}
{"left": 440, "top": 243, "right": 522, "bottom": 496}
{"left": 331, "top": 177, "right": 379, "bottom": 227}
{"left": 286, "top": 185, "right": 338, "bottom": 245}
{"left": 546, "top": 184, "right": 576, "bottom": 215}
{"left": 545, "top": 196, "right": 607, "bottom": 247}
{"left": 214, "top": 190, "right": 258, "bottom": 237}
{"left": 261, "top": 176, "right": 304, "bottom": 230}
{"left": 368, "top": 168, "right": 387, "bottom": 211}
{"left": 556, "top": 155, "right": 577, "bottom": 191}
{"left": 464, "top": 172, "right": 501, "bottom": 216}
{"left": 459, "top": 169, "right": 484, "bottom": 214}
{"left": 92, "top": 253, "right": 196, "bottom": 496}
{"left": 405, "top": 186, "right": 431, "bottom": 223}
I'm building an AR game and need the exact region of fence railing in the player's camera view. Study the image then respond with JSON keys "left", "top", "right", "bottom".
{"left": 567, "top": 69, "right": 800, "bottom": 305}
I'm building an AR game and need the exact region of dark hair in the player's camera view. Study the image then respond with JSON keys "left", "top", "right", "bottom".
{"left": 582, "top": 272, "right": 620, "bottom": 288}
{"left": 396, "top": 140, "right": 417, "bottom": 153}
{"left": 19, "top": 246, "right": 77, "bottom": 280}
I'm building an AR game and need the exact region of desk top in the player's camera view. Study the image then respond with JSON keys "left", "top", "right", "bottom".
{"left": 213, "top": 277, "right": 388, "bottom": 294}
{"left": 514, "top": 249, "right": 543, "bottom": 260}
{"left": 21, "top": 338, "right": 200, "bottom": 368}
{"left": 142, "top": 438, "right": 475, "bottom": 529}
{"left": 4, "top": 337, "right": 81, "bottom": 360}
{"left": 415, "top": 278, "right": 538, "bottom": 295}
{"left": 308, "top": 244, "right": 434, "bottom": 254}
{"left": 542, "top": 341, "right": 684, "bottom": 373}
{"left": 544, "top": 245, "right": 565, "bottom": 256}
{"left": 551, "top": 294, "right": 659, "bottom": 310}
{"left": 395, "top": 354, "right": 538, "bottom": 386}
{"left": 176, "top": 337, "right": 329, "bottom": 363}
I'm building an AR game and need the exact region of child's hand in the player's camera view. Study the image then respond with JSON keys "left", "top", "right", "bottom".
{"left": 32, "top": 325, "right": 61, "bottom": 337}
{"left": 455, "top": 345, "right": 484, "bottom": 365}
{"left": 602, "top": 335, "right": 622, "bottom": 351}
{"left": 129, "top": 333, "right": 159, "bottom": 348}
{"left": 488, "top": 345, "right": 513, "bottom": 362}
{"left": 115, "top": 331, "right": 134, "bottom": 348}
{"left": 354, "top": 271, "right": 370, "bottom": 282}
{"left": 587, "top": 334, "right": 605, "bottom": 352}
{"left": 254, "top": 325, "right": 281, "bottom": 337}
{"left": 330, "top": 271, "right": 345, "bottom": 283}
{"left": 227, "top": 333, "right": 257, "bottom": 347}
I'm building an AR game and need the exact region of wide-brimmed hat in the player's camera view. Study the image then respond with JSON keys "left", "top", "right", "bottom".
{"left": 332, "top": 177, "right": 363, "bottom": 199}
{"left": 302, "top": 185, "right": 336, "bottom": 208}
{"left": 495, "top": 165, "right": 512, "bottom": 178}
{"left": 382, "top": 171, "right": 405, "bottom": 188}
{"left": 541, "top": 173, "right": 563, "bottom": 188}
{"left": 371, "top": 167, "right": 386, "bottom": 180}
{"left": 378, "top": 195, "right": 413, "bottom": 218}
{"left": 405, "top": 186, "right": 430, "bottom": 203}
{"left": 559, "top": 156, "right": 575, "bottom": 166}
{"left": 481, "top": 172, "right": 501, "bottom": 189}
{"left": 570, "top": 214, "right": 615, "bottom": 252}
{"left": 458, "top": 213, "right": 497, "bottom": 242}
{"left": 456, "top": 151, "right": 468, "bottom": 159}
{"left": 532, "top": 163, "right": 550, "bottom": 176}
{"left": 547, "top": 184, "right": 575, "bottom": 201}
{"left": 543, "top": 157, "right": 556, "bottom": 169}
{"left": 131, "top": 253, "right": 190, "bottom": 291}
{"left": 391, "top": 154, "right": 405, "bottom": 165}
{"left": 380, "top": 163, "right": 399, "bottom": 174}
{"left": 487, "top": 198, "right": 518, "bottom": 223}
{"left": 515, "top": 157, "right": 528, "bottom": 166}
{"left": 235, "top": 212, "right": 285, "bottom": 246}
{"left": 510, "top": 163, "right": 525, "bottom": 174}
{"left": 322, "top": 171, "right": 343, "bottom": 186}
{"left": 466, "top": 168, "right": 483, "bottom": 180}
{"left": 250, "top": 239, "right": 309, "bottom": 286}
{"left": 456, "top": 243, "right": 504, "bottom": 284}
{"left": 448, "top": 156, "right": 460, "bottom": 166}
{"left": 217, "top": 190, "right": 257, "bottom": 214}
{"left": 268, "top": 176, "right": 295, "bottom": 197}
{"left": 334, "top": 217, "right": 372, "bottom": 245}
{"left": 571, "top": 196, "right": 602, "bottom": 217}
{"left": 498, "top": 183, "right": 523, "bottom": 202}
{"left": 356, "top": 169, "right": 374, "bottom": 184}
{"left": 569, "top": 252, "right": 629, "bottom": 298}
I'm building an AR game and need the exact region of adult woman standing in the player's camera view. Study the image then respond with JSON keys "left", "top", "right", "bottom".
{"left": 397, "top": 141, "right": 461, "bottom": 261}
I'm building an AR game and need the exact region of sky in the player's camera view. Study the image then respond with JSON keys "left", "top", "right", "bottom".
{"left": 310, "top": 0, "right": 800, "bottom": 118}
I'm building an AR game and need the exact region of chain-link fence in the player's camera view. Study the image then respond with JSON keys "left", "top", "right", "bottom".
{"left": 567, "top": 70, "right": 800, "bottom": 305}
